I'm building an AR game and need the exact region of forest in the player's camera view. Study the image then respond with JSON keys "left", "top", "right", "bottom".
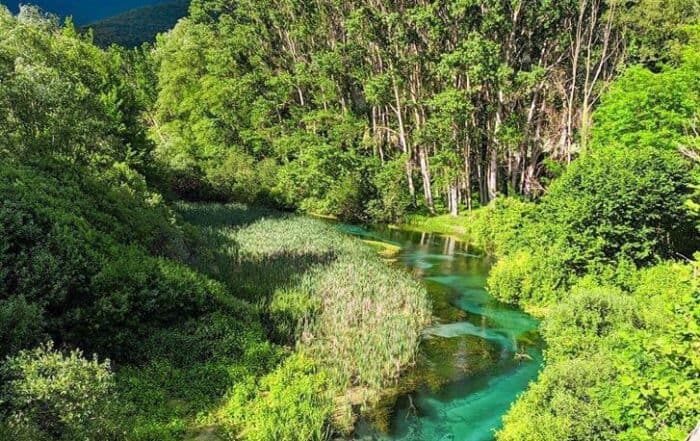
{"left": 0, "top": 1, "right": 699, "bottom": 440}
{"left": 87, "top": 0, "right": 190, "bottom": 48}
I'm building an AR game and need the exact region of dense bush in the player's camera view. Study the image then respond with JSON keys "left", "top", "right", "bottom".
{"left": 540, "top": 285, "right": 639, "bottom": 360}
{"left": 0, "top": 297, "right": 46, "bottom": 359}
{"left": 221, "top": 354, "right": 332, "bottom": 441}
{"left": 366, "top": 157, "right": 415, "bottom": 223}
{"left": 0, "top": 6, "right": 154, "bottom": 172}
{"left": 487, "top": 134, "right": 696, "bottom": 306}
{"left": 0, "top": 163, "right": 242, "bottom": 358}
{"left": 0, "top": 343, "right": 115, "bottom": 440}
{"left": 498, "top": 354, "right": 619, "bottom": 441}
{"left": 487, "top": 248, "right": 568, "bottom": 304}
{"left": 544, "top": 145, "right": 694, "bottom": 268}
{"left": 497, "top": 262, "right": 699, "bottom": 441}
{"left": 469, "top": 197, "right": 538, "bottom": 256}
{"left": 592, "top": 66, "right": 700, "bottom": 152}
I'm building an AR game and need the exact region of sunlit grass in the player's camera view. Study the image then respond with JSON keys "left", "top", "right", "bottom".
{"left": 400, "top": 213, "right": 474, "bottom": 241}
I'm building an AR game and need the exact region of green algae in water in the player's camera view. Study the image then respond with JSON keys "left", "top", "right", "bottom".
{"left": 339, "top": 226, "right": 544, "bottom": 441}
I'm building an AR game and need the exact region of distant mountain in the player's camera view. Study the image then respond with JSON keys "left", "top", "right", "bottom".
{"left": 1, "top": 1, "right": 170, "bottom": 25}
{"left": 85, "top": 0, "right": 189, "bottom": 48}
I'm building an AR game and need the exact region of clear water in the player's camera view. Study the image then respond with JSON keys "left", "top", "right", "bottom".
{"left": 339, "top": 225, "right": 543, "bottom": 441}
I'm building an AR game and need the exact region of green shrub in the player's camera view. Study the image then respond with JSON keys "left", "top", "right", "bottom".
{"left": 497, "top": 354, "right": 619, "bottom": 441}
{"left": 542, "top": 285, "right": 640, "bottom": 361}
{"left": 592, "top": 65, "right": 700, "bottom": 152}
{"left": 0, "top": 343, "right": 115, "bottom": 440}
{"left": 486, "top": 251, "right": 537, "bottom": 304}
{"left": 498, "top": 262, "right": 700, "bottom": 441}
{"left": 366, "top": 157, "right": 414, "bottom": 223}
{"left": 487, "top": 247, "right": 568, "bottom": 305}
{"left": 602, "top": 263, "right": 700, "bottom": 441}
{"left": 471, "top": 197, "right": 538, "bottom": 256}
{"left": 206, "top": 149, "right": 270, "bottom": 203}
{"left": 0, "top": 163, "right": 246, "bottom": 361}
{"left": 221, "top": 354, "right": 332, "bottom": 441}
{"left": 543, "top": 145, "right": 695, "bottom": 269}
{"left": 487, "top": 144, "right": 695, "bottom": 305}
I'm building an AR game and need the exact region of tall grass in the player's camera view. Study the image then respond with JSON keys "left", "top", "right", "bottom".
{"left": 177, "top": 203, "right": 431, "bottom": 433}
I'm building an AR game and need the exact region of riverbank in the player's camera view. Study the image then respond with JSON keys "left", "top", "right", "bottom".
{"left": 398, "top": 214, "right": 474, "bottom": 242}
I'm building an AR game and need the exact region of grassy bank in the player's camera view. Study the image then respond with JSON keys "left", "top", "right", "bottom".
{"left": 177, "top": 203, "right": 431, "bottom": 436}
{"left": 399, "top": 210, "right": 503, "bottom": 254}
{"left": 399, "top": 214, "right": 472, "bottom": 241}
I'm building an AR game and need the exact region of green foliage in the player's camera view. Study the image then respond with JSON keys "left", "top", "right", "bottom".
{"left": 592, "top": 65, "right": 700, "bottom": 152}
{"left": 0, "top": 163, "right": 237, "bottom": 359}
{"left": 498, "top": 262, "right": 700, "bottom": 441}
{"left": 544, "top": 145, "right": 694, "bottom": 268}
{"left": 486, "top": 130, "right": 696, "bottom": 306}
{"left": 0, "top": 6, "right": 154, "bottom": 170}
{"left": 618, "top": 0, "right": 700, "bottom": 67}
{"left": 2, "top": 2, "right": 699, "bottom": 441}
{"left": 492, "top": 35, "right": 700, "bottom": 440}
{"left": 0, "top": 297, "right": 45, "bottom": 360}
{"left": 222, "top": 354, "right": 332, "bottom": 441}
{"left": 151, "top": 0, "right": 636, "bottom": 217}
{"left": 487, "top": 248, "right": 567, "bottom": 304}
{"left": 498, "top": 354, "right": 619, "bottom": 441}
{"left": 0, "top": 343, "right": 115, "bottom": 440}
{"left": 469, "top": 197, "right": 538, "bottom": 256}
{"left": 206, "top": 149, "right": 279, "bottom": 204}
{"left": 366, "top": 157, "right": 414, "bottom": 223}
{"left": 274, "top": 139, "right": 370, "bottom": 220}
{"left": 541, "top": 285, "right": 639, "bottom": 361}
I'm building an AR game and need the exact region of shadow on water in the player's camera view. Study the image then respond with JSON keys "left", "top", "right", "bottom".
{"left": 335, "top": 225, "right": 544, "bottom": 441}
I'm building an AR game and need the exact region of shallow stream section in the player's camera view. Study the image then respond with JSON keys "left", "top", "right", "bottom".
{"left": 337, "top": 225, "right": 543, "bottom": 441}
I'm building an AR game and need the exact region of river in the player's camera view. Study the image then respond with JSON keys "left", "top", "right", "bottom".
{"left": 339, "top": 225, "right": 543, "bottom": 441}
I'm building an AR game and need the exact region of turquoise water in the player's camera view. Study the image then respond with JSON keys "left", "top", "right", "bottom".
{"left": 340, "top": 226, "right": 543, "bottom": 441}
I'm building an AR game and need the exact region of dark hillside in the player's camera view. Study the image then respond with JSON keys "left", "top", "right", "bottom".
{"left": 2, "top": 0, "right": 169, "bottom": 24}
{"left": 85, "top": 0, "right": 189, "bottom": 47}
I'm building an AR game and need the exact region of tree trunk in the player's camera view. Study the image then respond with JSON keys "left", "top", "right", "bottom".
{"left": 487, "top": 145, "right": 498, "bottom": 202}
{"left": 449, "top": 184, "right": 459, "bottom": 216}
{"left": 418, "top": 145, "right": 435, "bottom": 214}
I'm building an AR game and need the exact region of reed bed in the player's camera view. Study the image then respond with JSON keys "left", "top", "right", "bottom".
{"left": 178, "top": 203, "right": 431, "bottom": 417}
